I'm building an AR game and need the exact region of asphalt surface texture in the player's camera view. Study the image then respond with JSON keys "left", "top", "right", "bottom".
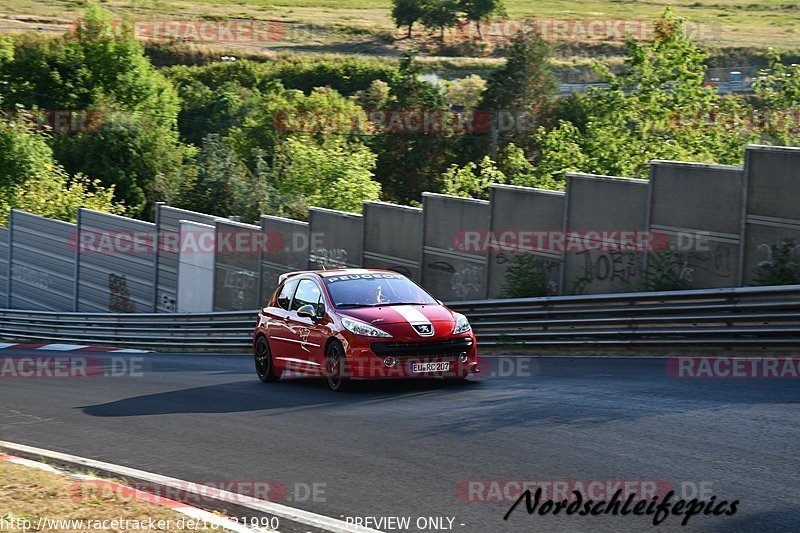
{"left": 0, "top": 348, "right": 797, "bottom": 533}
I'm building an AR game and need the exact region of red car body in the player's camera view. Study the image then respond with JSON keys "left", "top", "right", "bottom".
{"left": 252, "top": 269, "right": 479, "bottom": 391}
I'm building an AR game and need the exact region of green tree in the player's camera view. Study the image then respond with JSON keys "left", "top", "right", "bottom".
{"left": 52, "top": 108, "right": 191, "bottom": 217}
{"left": 752, "top": 51, "right": 800, "bottom": 146}
{"left": 271, "top": 137, "right": 381, "bottom": 219}
{"left": 480, "top": 32, "right": 556, "bottom": 152}
{"left": 0, "top": 7, "right": 186, "bottom": 216}
{"left": 0, "top": 35, "right": 12, "bottom": 66}
{"left": 2, "top": 8, "right": 178, "bottom": 127}
{"left": 441, "top": 156, "right": 505, "bottom": 199}
{"left": 392, "top": 0, "right": 425, "bottom": 38}
{"left": 529, "top": 121, "right": 587, "bottom": 190}
{"left": 0, "top": 117, "right": 123, "bottom": 224}
{"left": 496, "top": 142, "right": 561, "bottom": 190}
{"left": 225, "top": 85, "right": 368, "bottom": 169}
{"left": 373, "top": 54, "right": 455, "bottom": 202}
{"left": 752, "top": 51, "right": 800, "bottom": 109}
{"left": 420, "top": 0, "right": 461, "bottom": 40}
{"left": 459, "top": 0, "right": 506, "bottom": 40}
{"left": 176, "top": 134, "right": 249, "bottom": 219}
{"left": 355, "top": 79, "right": 392, "bottom": 110}
{"left": 530, "top": 8, "right": 757, "bottom": 184}
{"left": 175, "top": 79, "right": 265, "bottom": 146}
{"left": 445, "top": 74, "right": 486, "bottom": 109}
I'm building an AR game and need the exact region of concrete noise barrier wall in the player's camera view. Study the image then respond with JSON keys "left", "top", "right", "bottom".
{"left": 76, "top": 208, "right": 157, "bottom": 313}
{"left": 562, "top": 173, "right": 649, "bottom": 295}
{"left": 260, "top": 214, "right": 309, "bottom": 300}
{"left": 307, "top": 207, "right": 364, "bottom": 271}
{"left": 155, "top": 204, "right": 220, "bottom": 313}
{"left": 487, "top": 185, "right": 565, "bottom": 298}
{"left": 741, "top": 145, "right": 800, "bottom": 284}
{"left": 648, "top": 161, "right": 744, "bottom": 289}
{"left": 8, "top": 210, "right": 77, "bottom": 311}
{"left": 421, "top": 193, "right": 490, "bottom": 301}
{"left": 0, "top": 227, "right": 8, "bottom": 307}
{"left": 213, "top": 219, "right": 262, "bottom": 311}
{"left": 362, "top": 201, "right": 423, "bottom": 281}
{"left": 177, "top": 220, "right": 215, "bottom": 313}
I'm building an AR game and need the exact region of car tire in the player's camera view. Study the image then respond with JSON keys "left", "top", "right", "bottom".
{"left": 254, "top": 336, "right": 282, "bottom": 383}
{"left": 325, "top": 340, "right": 352, "bottom": 392}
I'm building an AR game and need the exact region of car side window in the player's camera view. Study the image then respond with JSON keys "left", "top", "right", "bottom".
{"left": 291, "top": 280, "right": 322, "bottom": 312}
{"left": 276, "top": 279, "right": 299, "bottom": 310}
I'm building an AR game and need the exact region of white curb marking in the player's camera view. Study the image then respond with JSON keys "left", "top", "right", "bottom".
{"left": 36, "top": 344, "right": 90, "bottom": 351}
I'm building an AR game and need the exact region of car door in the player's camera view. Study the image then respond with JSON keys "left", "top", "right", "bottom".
{"left": 266, "top": 278, "right": 299, "bottom": 363}
{"left": 286, "top": 279, "right": 329, "bottom": 373}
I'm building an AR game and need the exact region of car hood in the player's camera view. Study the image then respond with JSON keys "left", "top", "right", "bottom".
{"left": 337, "top": 304, "right": 455, "bottom": 326}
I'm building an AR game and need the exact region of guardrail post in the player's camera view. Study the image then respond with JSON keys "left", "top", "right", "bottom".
{"left": 6, "top": 210, "right": 13, "bottom": 309}
{"left": 152, "top": 202, "right": 165, "bottom": 313}
{"left": 73, "top": 208, "right": 82, "bottom": 311}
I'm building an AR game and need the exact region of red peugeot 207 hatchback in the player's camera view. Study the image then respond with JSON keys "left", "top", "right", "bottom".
{"left": 253, "top": 269, "right": 479, "bottom": 391}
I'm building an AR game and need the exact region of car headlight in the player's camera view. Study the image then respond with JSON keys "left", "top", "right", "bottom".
{"left": 453, "top": 313, "right": 471, "bottom": 334}
{"left": 341, "top": 316, "right": 392, "bottom": 338}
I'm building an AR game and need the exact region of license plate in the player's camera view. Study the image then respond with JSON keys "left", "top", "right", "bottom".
{"left": 409, "top": 361, "right": 450, "bottom": 373}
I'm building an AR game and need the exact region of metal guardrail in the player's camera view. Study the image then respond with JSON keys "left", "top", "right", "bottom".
{"left": 0, "top": 285, "right": 799, "bottom": 351}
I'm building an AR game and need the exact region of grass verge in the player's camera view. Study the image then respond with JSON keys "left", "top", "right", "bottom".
{"left": 0, "top": 460, "right": 220, "bottom": 532}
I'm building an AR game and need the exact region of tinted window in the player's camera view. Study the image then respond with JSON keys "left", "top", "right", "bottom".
{"left": 292, "top": 279, "right": 322, "bottom": 312}
{"left": 276, "top": 279, "right": 298, "bottom": 310}
{"left": 323, "top": 273, "right": 437, "bottom": 308}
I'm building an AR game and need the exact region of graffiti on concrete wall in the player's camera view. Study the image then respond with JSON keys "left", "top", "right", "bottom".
{"left": 571, "top": 249, "right": 642, "bottom": 293}
{"left": 222, "top": 269, "right": 258, "bottom": 309}
{"left": 427, "top": 261, "right": 485, "bottom": 300}
{"left": 108, "top": 273, "right": 135, "bottom": 313}
{"left": 757, "top": 241, "right": 800, "bottom": 266}
{"left": 674, "top": 245, "right": 735, "bottom": 282}
{"left": 11, "top": 265, "right": 50, "bottom": 290}
{"left": 158, "top": 291, "right": 177, "bottom": 313}
{"left": 309, "top": 248, "right": 349, "bottom": 269}
{"left": 451, "top": 264, "right": 485, "bottom": 300}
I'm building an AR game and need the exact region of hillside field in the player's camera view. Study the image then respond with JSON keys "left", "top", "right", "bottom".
{"left": 1, "top": 0, "right": 799, "bottom": 54}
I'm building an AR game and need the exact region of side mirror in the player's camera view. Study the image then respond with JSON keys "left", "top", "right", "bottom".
{"left": 297, "top": 304, "right": 318, "bottom": 320}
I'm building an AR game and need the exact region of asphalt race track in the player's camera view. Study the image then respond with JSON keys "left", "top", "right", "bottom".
{"left": 0, "top": 349, "right": 797, "bottom": 533}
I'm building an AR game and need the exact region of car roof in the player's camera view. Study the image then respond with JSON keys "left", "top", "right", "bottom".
{"left": 277, "top": 268, "right": 399, "bottom": 285}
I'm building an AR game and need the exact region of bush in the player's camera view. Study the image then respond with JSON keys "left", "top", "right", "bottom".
{"left": 752, "top": 239, "right": 800, "bottom": 286}
{"left": 502, "top": 254, "right": 553, "bottom": 298}
{"left": 638, "top": 247, "right": 685, "bottom": 292}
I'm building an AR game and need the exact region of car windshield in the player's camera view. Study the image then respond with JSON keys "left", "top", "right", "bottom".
{"left": 323, "top": 273, "right": 437, "bottom": 308}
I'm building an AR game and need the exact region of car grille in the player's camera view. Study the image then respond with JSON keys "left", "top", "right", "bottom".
{"left": 370, "top": 338, "right": 473, "bottom": 358}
